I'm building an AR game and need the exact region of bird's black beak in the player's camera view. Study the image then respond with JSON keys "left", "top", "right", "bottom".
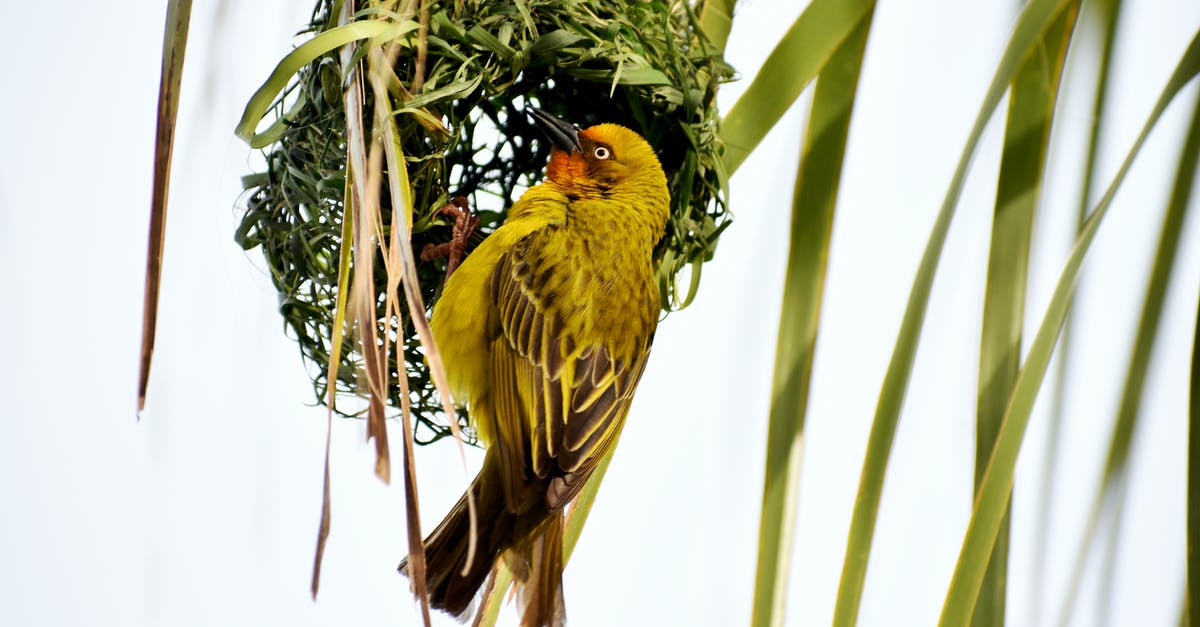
{"left": 529, "top": 108, "right": 583, "bottom": 154}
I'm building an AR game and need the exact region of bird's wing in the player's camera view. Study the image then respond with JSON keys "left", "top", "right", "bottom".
{"left": 488, "top": 232, "right": 653, "bottom": 513}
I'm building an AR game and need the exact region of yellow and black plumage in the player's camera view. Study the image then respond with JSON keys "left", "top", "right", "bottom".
{"left": 402, "top": 109, "right": 670, "bottom": 627}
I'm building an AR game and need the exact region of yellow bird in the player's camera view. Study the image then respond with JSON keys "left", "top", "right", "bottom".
{"left": 405, "top": 110, "right": 670, "bottom": 626}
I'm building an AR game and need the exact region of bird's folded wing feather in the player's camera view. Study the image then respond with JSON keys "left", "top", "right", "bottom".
{"left": 488, "top": 233, "right": 650, "bottom": 513}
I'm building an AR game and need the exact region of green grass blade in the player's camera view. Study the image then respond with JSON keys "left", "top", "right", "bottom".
{"left": 473, "top": 564, "right": 512, "bottom": 627}
{"left": 1190, "top": 258, "right": 1200, "bottom": 627}
{"left": 1034, "top": 2, "right": 1124, "bottom": 620}
{"left": 562, "top": 449, "right": 616, "bottom": 560}
{"left": 139, "top": 0, "right": 192, "bottom": 414}
{"left": 1102, "top": 84, "right": 1200, "bottom": 626}
{"left": 1074, "top": 0, "right": 1124, "bottom": 228}
{"left": 1095, "top": 472, "right": 1131, "bottom": 625}
{"left": 311, "top": 164, "right": 356, "bottom": 598}
{"left": 973, "top": 7, "right": 1078, "bottom": 627}
{"left": 752, "top": 7, "right": 875, "bottom": 627}
{"left": 698, "top": 0, "right": 735, "bottom": 53}
{"left": 719, "top": 0, "right": 874, "bottom": 175}
{"left": 940, "top": 26, "right": 1200, "bottom": 627}
{"left": 832, "top": 1, "right": 1074, "bottom": 624}
{"left": 1058, "top": 76, "right": 1200, "bottom": 627}
{"left": 234, "top": 19, "right": 418, "bottom": 147}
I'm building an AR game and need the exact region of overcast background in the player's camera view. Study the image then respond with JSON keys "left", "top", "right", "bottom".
{"left": 1, "top": 1, "right": 1198, "bottom": 625}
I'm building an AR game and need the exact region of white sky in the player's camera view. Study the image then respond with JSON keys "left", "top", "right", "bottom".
{"left": 1, "top": 1, "right": 1197, "bottom": 626}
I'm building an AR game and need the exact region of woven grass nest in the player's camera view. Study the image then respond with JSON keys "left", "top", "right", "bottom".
{"left": 237, "top": 0, "right": 734, "bottom": 444}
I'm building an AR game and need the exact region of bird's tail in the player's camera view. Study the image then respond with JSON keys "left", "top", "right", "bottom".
{"left": 398, "top": 455, "right": 568, "bottom": 627}
{"left": 399, "top": 466, "right": 503, "bottom": 619}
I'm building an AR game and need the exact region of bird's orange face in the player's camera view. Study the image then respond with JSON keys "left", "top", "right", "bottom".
{"left": 546, "top": 128, "right": 617, "bottom": 188}
{"left": 528, "top": 109, "right": 666, "bottom": 203}
{"left": 544, "top": 124, "right": 662, "bottom": 195}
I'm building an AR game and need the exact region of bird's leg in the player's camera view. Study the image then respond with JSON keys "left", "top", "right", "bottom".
{"left": 420, "top": 196, "right": 477, "bottom": 279}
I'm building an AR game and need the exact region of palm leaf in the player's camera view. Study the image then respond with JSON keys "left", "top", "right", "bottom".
{"left": 832, "top": 1, "right": 1076, "bottom": 622}
{"left": 1033, "top": 1, "right": 1124, "bottom": 620}
{"left": 751, "top": 6, "right": 875, "bottom": 626}
{"left": 719, "top": 0, "right": 875, "bottom": 175}
{"left": 939, "top": 26, "right": 1200, "bottom": 626}
{"left": 972, "top": 6, "right": 1077, "bottom": 626}
{"left": 1058, "top": 69, "right": 1200, "bottom": 627}
{"left": 1190, "top": 243, "right": 1200, "bottom": 627}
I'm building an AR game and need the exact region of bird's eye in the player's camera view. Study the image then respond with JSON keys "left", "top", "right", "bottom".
{"left": 592, "top": 146, "right": 611, "bottom": 160}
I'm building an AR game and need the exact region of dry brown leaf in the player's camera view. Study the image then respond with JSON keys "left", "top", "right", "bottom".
{"left": 139, "top": 0, "right": 193, "bottom": 414}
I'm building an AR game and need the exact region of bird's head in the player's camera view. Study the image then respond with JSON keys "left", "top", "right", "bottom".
{"left": 529, "top": 109, "right": 669, "bottom": 209}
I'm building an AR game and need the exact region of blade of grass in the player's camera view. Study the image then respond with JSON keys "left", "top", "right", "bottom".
{"left": 1058, "top": 78, "right": 1200, "bottom": 627}
{"left": 831, "top": 1, "right": 1075, "bottom": 623}
{"left": 972, "top": 7, "right": 1078, "bottom": 627}
{"left": 473, "top": 564, "right": 511, "bottom": 627}
{"left": 1095, "top": 470, "right": 1130, "bottom": 627}
{"left": 311, "top": 165, "right": 356, "bottom": 598}
{"left": 348, "top": 31, "right": 391, "bottom": 488}
{"left": 361, "top": 47, "right": 472, "bottom": 509}
{"left": 357, "top": 127, "right": 392, "bottom": 485}
{"left": 698, "top": 0, "right": 735, "bottom": 53}
{"left": 719, "top": 0, "right": 874, "bottom": 175}
{"left": 1097, "top": 84, "right": 1200, "bottom": 627}
{"left": 312, "top": 0, "right": 406, "bottom": 594}
{"left": 139, "top": 0, "right": 192, "bottom": 414}
{"left": 366, "top": 35, "right": 441, "bottom": 624}
{"left": 940, "top": 27, "right": 1200, "bottom": 626}
{"left": 294, "top": 0, "right": 476, "bottom": 608}
{"left": 751, "top": 7, "right": 875, "bottom": 627}
{"left": 1033, "top": 2, "right": 1124, "bottom": 622}
{"left": 234, "top": 18, "right": 418, "bottom": 147}
{"left": 561, "top": 449, "right": 616, "bottom": 559}
{"left": 313, "top": 0, "right": 381, "bottom": 597}
{"left": 1073, "top": 0, "right": 1124, "bottom": 229}
{"left": 1190, "top": 260, "right": 1200, "bottom": 627}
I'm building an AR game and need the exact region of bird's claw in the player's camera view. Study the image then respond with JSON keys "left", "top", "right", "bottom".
{"left": 421, "top": 196, "right": 478, "bottom": 279}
